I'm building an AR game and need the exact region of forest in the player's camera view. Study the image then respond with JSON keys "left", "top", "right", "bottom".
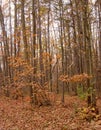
{"left": 0, "top": 0, "right": 101, "bottom": 129}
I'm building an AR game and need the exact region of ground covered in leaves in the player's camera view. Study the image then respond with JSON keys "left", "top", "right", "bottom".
{"left": 0, "top": 95, "right": 101, "bottom": 130}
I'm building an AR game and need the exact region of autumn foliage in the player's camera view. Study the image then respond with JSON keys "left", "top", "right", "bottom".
{"left": 59, "top": 73, "right": 92, "bottom": 83}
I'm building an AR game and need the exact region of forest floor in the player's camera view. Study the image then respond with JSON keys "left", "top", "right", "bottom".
{"left": 0, "top": 94, "right": 101, "bottom": 130}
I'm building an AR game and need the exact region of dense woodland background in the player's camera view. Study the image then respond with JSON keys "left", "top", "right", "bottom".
{"left": 1, "top": 0, "right": 101, "bottom": 129}
{"left": 0, "top": 0, "right": 101, "bottom": 103}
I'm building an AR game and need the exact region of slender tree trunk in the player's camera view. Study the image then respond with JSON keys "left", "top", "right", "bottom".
{"left": 38, "top": 0, "right": 44, "bottom": 85}
{"left": 32, "top": 0, "right": 37, "bottom": 81}
{"left": 21, "top": 0, "right": 29, "bottom": 62}
{"left": 0, "top": 5, "right": 10, "bottom": 78}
